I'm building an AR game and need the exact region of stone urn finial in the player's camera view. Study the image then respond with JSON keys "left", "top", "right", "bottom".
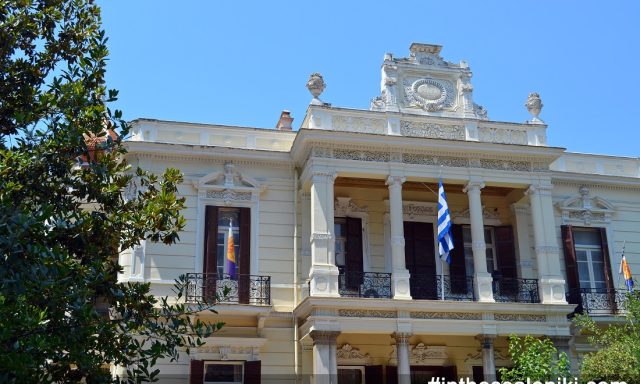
{"left": 306, "top": 72, "right": 326, "bottom": 105}
{"left": 525, "top": 92, "right": 544, "bottom": 124}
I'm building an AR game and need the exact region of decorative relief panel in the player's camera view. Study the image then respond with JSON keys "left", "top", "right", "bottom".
{"left": 333, "top": 149, "right": 390, "bottom": 162}
{"left": 338, "top": 309, "right": 396, "bottom": 318}
{"left": 335, "top": 197, "right": 367, "bottom": 216}
{"left": 479, "top": 159, "right": 531, "bottom": 172}
{"left": 332, "top": 115, "right": 386, "bottom": 135}
{"left": 389, "top": 343, "right": 449, "bottom": 366}
{"left": 403, "top": 203, "right": 436, "bottom": 218}
{"left": 410, "top": 312, "right": 482, "bottom": 320}
{"left": 478, "top": 126, "right": 527, "bottom": 145}
{"left": 400, "top": 121, "right": 465, "bottom": 140}
{"left": 307, "top": 145, "right": 549, "bottom": 172}
{"left": 403, "top": 78, "right": 456, "bottom": 111}
{"left": 206, "top": 190, "right": 252, "bottom": 201}
{"left": 494, "top": 313, "right": 546, "bottom": 322}
{"left": 337, "top": 344, "right": 371, "bottom": 365}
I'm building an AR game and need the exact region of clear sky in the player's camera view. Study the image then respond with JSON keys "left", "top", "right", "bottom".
{"left": 99, "top": 1, "right": 639, "bottom": 157}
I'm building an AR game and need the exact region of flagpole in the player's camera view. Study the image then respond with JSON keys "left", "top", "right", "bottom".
{"left": 441, "top": 259, "right": 445, "bottom": 301}
{"left": 617, "top": 240, "right": 626, "bottom": 290}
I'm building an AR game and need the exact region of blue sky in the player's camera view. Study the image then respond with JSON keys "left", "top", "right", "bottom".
{"left": 99, "top": 1, "right": 639, "bottom": 157}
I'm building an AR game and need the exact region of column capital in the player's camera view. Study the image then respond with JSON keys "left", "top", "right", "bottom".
{"left": 309, "top": 330, "right": 340, "bottom": 346}
{"left": 525, "top": 183, "right": 553, "bottom": 197}
{"left": 463, "top": 180, "right": 485, "bottom": 194}
{"left": 475, "top": 334, "right": 496, "bottom": 348}
{"left": 386, "top": 175, "right": 406, "bottom": 187}
{"left": 311, "top": 170, "right": 337, "bottom": 184}
{"left": 393, "top": 332, "right": 412, "bottom": 344}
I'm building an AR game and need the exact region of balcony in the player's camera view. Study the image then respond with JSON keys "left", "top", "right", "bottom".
{"left": 492, "top": 278, "right": 540, "bottom": 303}
{"left": 186, "top": 273, "right": 271, "bottom": 305}
{"left": 338, "top": 268, "right": 392, "bottom": 299}
{"left": 410, "top": 275, "right": 475, "bottom": 301}
{"left": 567, "top": 288, "right": 628, "bottom": 315}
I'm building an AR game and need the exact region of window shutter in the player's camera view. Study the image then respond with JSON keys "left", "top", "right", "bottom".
{"left": 244, "top": 360, "right": 261, "bottom": 384}
{"left": 204, "top": 206, "right": 219, "bottom": 274}
{"left": 189, "top": 360, "right": 204, "bottom": 384}
{"left": 345, "top": 217, "right": 364, "bottom": 289}
{"left": 365, "top": 365, "right": 383, "bottom": 384}
{"left": 495, "top": 225, "right": 517, "bottom": 279}
{"left": 561, "top": 225, "right": 580, "bottom": 304}
{"left": 238, "top": 207, "right": 251, "bottom": 304}
{"left": 203, "top": 207, "right": 219, "bottom": 302}
{"left": 449, "top": 224, "right": 467, "bottom": 294}
{"left": 599, "top": 228, "right": 617, "bottom": 311}
{"left": 386, "top": 365, "right": 398, "bottom": 384}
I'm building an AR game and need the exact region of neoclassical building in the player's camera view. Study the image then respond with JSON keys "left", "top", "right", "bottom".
{"left": 120, "top": 43, "right": 640, "bottom": 384}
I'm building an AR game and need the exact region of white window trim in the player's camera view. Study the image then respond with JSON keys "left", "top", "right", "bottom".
{"left": 194, "top": 163, "right": 265, "bottom": 275}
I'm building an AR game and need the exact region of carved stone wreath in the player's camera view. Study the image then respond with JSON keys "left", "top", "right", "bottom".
{"left": 404, "top": 78, "right": 455, "bottom": 111}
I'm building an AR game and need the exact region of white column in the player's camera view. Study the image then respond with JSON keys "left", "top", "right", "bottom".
{"left": 310, "top": 331, "right": 340, "bottom": 384}
{"left": 386, "top": 176, "right": 411, "bottom": 300}
{"left": 478, "top": 335, "right": 496, "bottom": 382}
{"left": 394, "top": 332, "right": 411, "bottom": 384}
{"left": 463, "top": 180, "right": 494, "bottom": 302}
{"left": 309, "top": 170, "right": 340, "bottom": 297}
{"left": 526, "top": 183, "right": 567, "bottom": 304}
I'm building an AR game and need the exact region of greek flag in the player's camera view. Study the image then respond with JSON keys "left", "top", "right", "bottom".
{"left": 437, "top": 179, "right": 454, "bottom": 264}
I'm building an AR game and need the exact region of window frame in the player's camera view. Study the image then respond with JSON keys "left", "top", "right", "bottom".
{"left": 203, "top": 361, "right": 244, "bottom": 384}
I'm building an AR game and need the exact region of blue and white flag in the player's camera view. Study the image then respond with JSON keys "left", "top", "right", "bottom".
{"left": 437, "top": 178, "right": 454, "bottom": 264}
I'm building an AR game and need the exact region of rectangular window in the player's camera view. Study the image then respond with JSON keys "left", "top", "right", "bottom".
{"left": 204, "top": 362, "right": 243, "bottom": 384}
{"left": 573, "top": 228, "right": 607, "bottom": 290}
{"left": 338, "top": 366, "right": 364, "bottom": 384}
{"left": 462, "top": 226, "right": 498, "bottom": 275}
{"left": 216, "top": 208, "right": 242, "bottom": 277}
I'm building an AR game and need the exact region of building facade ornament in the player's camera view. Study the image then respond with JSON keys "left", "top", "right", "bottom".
{"left": 494, "top": 313, "right": 547, "bottom": 322}
{"left": 399, "top": 121, "right": 465, "bottom": 140}
{"left": 410, "top": 311, "right": 482, "bottom": 320}
{"left": 307, "top": 73, "right": 326, "bottom": 105}
{"left": 336, "top": 344, "right": 371, "bottom": 365}
{"left": 335, "top": 197, "right": 367, "bottom": 216}
{"left": 337, "top": 309, "right": 397, "bottom": 318}
{"left": 332, "top": 115, "right": 386, "bottom": 134}
{"left": 526, "top": 92, "right": 544, "bottom": 124}
{"left": 556, "top": 185, "right": 615, "bottom": 225}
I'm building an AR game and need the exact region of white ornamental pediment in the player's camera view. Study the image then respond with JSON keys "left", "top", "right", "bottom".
{"left": 556, "top": 185, "right": 615, "bottom": 225}
{"left": 453, "top": 205, "right": 500, "bottom": 224}
{"left": 193, "top": 163, "right": 265, "bottom": 204}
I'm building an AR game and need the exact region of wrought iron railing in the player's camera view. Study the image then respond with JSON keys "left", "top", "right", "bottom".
{"left": 492, "top": 278, "right": 539, "bottom": 303}
{"left": 338, "top": 268, "right": 392, "bottom": 299}
{"left": 410, "top": 274, "right": 475, "bottom": 301}
{"left": 186, "top": 273, "right": 271, "bottom": 305}
{"left": 566, "top": 288, "right": 628, "bottom": 315}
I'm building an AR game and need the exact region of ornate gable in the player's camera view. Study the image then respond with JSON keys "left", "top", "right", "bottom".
{"left": 194, "top": 162, "right": 264, "bottom": 204}
{"left": 556, "top": 185, "right": 615, "bottom": 225}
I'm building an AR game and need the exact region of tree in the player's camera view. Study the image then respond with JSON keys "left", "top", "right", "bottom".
{"left": 574, "top": 292, "right": 640, "bottom": 383}
{"left": 0, "top": 1, "right": 219, "bottom": 382}
{"left": 499, "top": 335, "right": 570, "bottom": 382}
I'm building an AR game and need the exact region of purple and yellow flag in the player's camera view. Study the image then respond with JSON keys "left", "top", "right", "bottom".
{"left": 226, "top": 220, "right": 237, "bottom": 279}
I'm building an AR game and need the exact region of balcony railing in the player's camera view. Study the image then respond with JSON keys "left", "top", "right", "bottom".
{"left": 567, "top": 288, "right": 628, "bottom": 315}
{"left": 493, "top": 278, "right": 539, "bottom": 303}
{"left": 338, "top": 269, "right": 392, "bottom": 299}
{"left": 411, "top": 275, "right": 475, "bottom": 301}
{"left": 186, "top": 273, "right": 271, "bottom": 305}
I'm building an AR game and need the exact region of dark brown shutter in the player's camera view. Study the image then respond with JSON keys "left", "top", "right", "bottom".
{"left": 449, "top": 224, "right": 467, "bottom": 294}
{"left": 345, "top": 217, "right": 364, "bottom": 289}
{"left": 495, "top": 225, "right": 517, "bottom": 279}
{"left": 365, "top": 365, "right": 383, "bottom": 384}
{"left": 238, "top": 207, "right": 251, "bottom": 304}
{"left": 204, "top": 206, "right": 219, "bottom": 274}
{"left": 386, "top": 365, "right": 398, "bottom": 384}
{"left": 244, "top": 360, "right": 261, "bottom": 384}
{"left": 561, "top": 225, "right": 580, "bottom": 304}
{"left": 599, "top": 228, "right": 617, "bottom": 311}
{"left": 189, "top": 360, "right": 204, "bottom": 384}
{"left": 203, "top": 207, "right": 219, "bottom": 302}
{"left": 472, "top": 366, "right": 484, "bottom": 383}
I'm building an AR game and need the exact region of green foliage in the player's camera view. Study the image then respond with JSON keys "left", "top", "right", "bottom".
{"left": 0, "top": 1, "right": 220, "bottom": 382}
{"left": 574, "top": 292, "right": 640, "bottom": 383}
{"left": 499, "top": 335, "right": 571, "bottom": 382}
